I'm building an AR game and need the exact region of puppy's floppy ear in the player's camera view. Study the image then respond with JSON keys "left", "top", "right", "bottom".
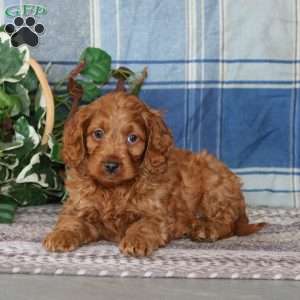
{"left": 143, "top": 109, "right": 173, "bottom": 174}
{"left": 62, "top": 106, "right": 92, "bottom": 168}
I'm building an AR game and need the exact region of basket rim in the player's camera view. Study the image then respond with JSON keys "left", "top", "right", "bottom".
{"left": 28, "top": 58, "right": 55, "bottom": 145}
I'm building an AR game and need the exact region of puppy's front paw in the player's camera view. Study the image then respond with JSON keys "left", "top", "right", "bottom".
{"left": 43, "top": 230, "right": 81, "bottom": 252}
{"left": 119, "top": 234, "right": 156, "bottom": 257}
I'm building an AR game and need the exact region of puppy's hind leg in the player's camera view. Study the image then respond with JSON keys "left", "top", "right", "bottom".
{"left": 188, "top": 199, "right": 266, "bottom": 242}
{"left": 189, "top": 213, "right": 266, "bottom": 242}
{"left": 189, "top": 218, "right": 235, "bottom": 242}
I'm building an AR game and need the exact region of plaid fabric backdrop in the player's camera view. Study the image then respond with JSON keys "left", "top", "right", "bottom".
{"left": 1, "top": 0, "right": 300, "bottom": 207}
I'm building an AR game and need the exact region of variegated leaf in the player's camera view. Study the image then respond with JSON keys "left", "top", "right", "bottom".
{"left": 0, "top": 32, "right": 30, "bottom": 84}
{"left": 0, "top": 141, "right": 23, "bottom": 152}
{"left": 48, "top": 135, "right": 63, "bottom": 163}
{"left": 0, "top": 164, "right": 11, "bottom": 183}
{"left": 0, "top": 154, "right": 19, "bottom": 169}
{"left": 5, "top": 183, "right": 48, "bottom": 206}
{"left": 16, "top": 152, "right": 60, "bottom": 189}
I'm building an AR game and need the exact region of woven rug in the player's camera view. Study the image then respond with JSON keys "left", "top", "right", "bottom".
{"left": 1, "top": 205, "right": 300, "bottom": 280}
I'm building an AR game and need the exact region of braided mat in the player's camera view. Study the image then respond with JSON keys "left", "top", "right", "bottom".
{"left": 1, "top": 205, "right": 300, "bottom": 280}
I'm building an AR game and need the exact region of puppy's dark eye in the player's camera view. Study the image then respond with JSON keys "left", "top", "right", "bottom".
{"left": 127, "top": 134, "right": 138, "bottom": 144}
{"left": 93, "top": 128, "right": 104, "bottom": 140}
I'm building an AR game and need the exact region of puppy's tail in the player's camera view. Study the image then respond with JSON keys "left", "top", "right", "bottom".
{"left": 234, "top": 213, "right": 266, "bottom": 236}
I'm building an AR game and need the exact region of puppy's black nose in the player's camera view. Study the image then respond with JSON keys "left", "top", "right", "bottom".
{"left": 104, "top": 161, "right": 120, "bottom": 174}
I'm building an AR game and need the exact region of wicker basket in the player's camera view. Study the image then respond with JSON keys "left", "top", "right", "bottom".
{"left": 28, "top": 58, "right": 55, "bottom": 145}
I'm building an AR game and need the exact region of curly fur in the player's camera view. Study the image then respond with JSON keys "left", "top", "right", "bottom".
{"left": 43, "top": 91, "right": 265, "bottom": 256}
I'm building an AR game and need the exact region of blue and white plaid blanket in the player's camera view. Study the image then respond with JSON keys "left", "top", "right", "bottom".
{"left": 2, "top": 0, "right": 299, "bottom": 207}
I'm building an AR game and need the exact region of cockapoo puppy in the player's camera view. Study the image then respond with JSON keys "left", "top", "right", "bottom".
{"left": 43, "top": 91, "right": 265, "bottom": 256}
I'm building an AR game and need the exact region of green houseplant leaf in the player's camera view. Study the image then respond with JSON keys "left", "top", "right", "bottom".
{"left": 0, "top": 164, "right": 11, "bottom": 183}
{"left": 80, "top": 47, "right": 112, "bottom": 84}
{"left": 19, "top": 67, "right": 38, "bottom": 92}
{"left": 127, "top": 67, "right": 148, "bottom": 96}
{"left": 14, "top": 116, "right": 40, "bottom": 147}
{"left": 0, "top": 32, "right": 30, "bottom": 83}
{"left": 16, "top": 152, "right": 61, "bottom": 189}
{"left": 48, "top": 135, "right": 63, "bottom": 163}
{"left": 76, "top": 79, "right": 101, "bottom": 102}
{"left": 0, "top": 194, "right": 17, "bottom": 223}
{"left": 0, "top": 153, "right": 19, "bottom": 171}
{"left": 9, "top": 117, "right": 40, "bottom": 175}
{"left": 4, "top": 83, "right": 31, "bottom": 116}
{"left": 112, "top": 66, "right": 134, "bottom": 80}
{"left": 5, "top": 183, "right": 48, "bottom": 206}
{"left": 0, "top": 88, "right": 23, "bottom": 117}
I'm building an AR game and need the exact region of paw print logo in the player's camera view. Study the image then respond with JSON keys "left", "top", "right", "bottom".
{"left": 4, "top": 16, "right": 45, "bottom": 47}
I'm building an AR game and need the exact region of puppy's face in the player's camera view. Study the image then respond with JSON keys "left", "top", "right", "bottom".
{"left": 63, "top": 91, "right": 173, "bottom": 187}
{"left": 85, "top": 98, "right": 147, "bottom": 186}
